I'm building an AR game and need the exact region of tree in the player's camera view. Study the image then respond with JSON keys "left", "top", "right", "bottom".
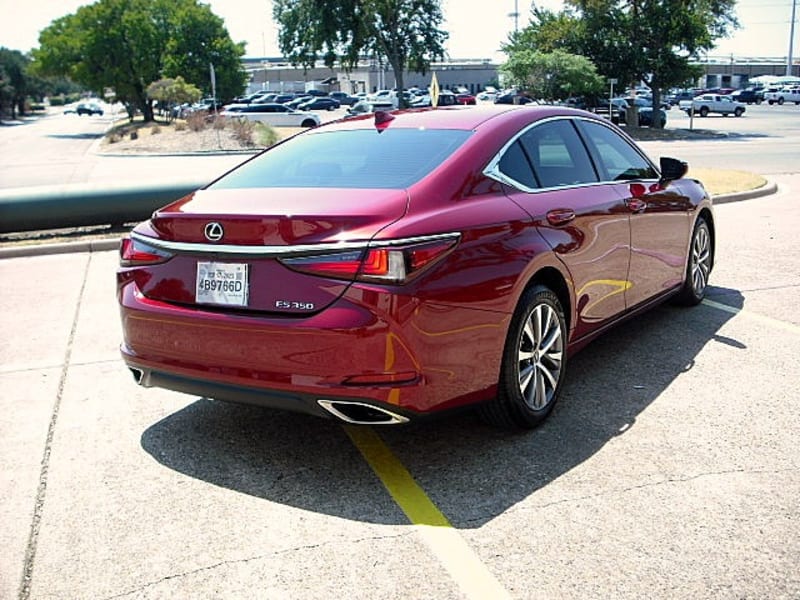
{"left": 33, "top": 0, "right": 247, "bottom": 122}
{"left": 273, "top": 0, "right": 448, "bottom": 106}
{"left": 501, "top": 49, "right": 604, "bottom": 102}
{"left": 147, "top": 76, "right": 202, "bottom": 121}
{"left": 508, "top": 0, "right": 738, "bottom": 127}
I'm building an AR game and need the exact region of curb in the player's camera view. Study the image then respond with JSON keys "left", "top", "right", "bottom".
{"left": 0, "top": 238, "right": 119, "bottom": 259}
{"left": 711, "top": 180, "right": 778, "bottom": 204}
{"left": 0, "top": 180, "right": 779, "bottom": 260}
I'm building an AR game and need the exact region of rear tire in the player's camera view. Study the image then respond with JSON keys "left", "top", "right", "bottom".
{"left": 734, "top": 107, "right": 744, "bottom": 117}
{"left": 479, "top": 286, "right": 567, "bottom": 429}
{"left": 675, "top": 217, "right": 712, "bottom": 306}
{"left": 301, "top": 119, "right": 316, "bottom": 128}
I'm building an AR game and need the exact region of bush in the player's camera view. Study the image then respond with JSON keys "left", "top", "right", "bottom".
{"left": 255, "top": 122, "right": 280, "bottom": 147}
{"left": 211, "top": 115, "right": 227, "bottom": 130}
{"left": 230, "top": 118, "right": 255, "bottom": 146}
{"left": 150, "top": 124, "right": 161, "bottom": 135}
{"left": 174, "top": 121, "right": 187, "bottom": 131}
{"left": 186, "top": 110, "right": 208, "bottom": 132}
{"left": 49, "top": 96, "right": 65, "bottom": 106}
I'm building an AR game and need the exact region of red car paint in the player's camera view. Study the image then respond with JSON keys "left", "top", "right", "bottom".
{"left": 118, "top": 105, "right": 712, "bottom": 426}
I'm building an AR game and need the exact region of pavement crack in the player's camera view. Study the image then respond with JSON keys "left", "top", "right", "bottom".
{"left": 101, "top": 531, "right": 412, "bottom": 599}
{"left": 457, "top": 467, "right": 798, "bottom": 527}
{"left": 17, "top": 254, "right": 93, "bottom": 600}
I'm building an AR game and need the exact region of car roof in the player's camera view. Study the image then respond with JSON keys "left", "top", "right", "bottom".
{"left": 318, "top": 104, "right": 596, "bottom": 133}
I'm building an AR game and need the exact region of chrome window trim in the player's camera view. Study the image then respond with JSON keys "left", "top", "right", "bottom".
{"left": 483, "top": 115, "right": 659, "bottom": 193}
{"left": 131, "top": 230, "right": 461, "bottom": 257}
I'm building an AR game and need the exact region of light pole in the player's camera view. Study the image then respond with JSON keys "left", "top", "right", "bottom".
{"left": 788, "top": 0, "right": 797, "bottom": 76}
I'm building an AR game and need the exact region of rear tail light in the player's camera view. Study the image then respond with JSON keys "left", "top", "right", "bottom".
{"left": 280, "top": 235, "right": 459, "bottom": 284}
{"left": 120, "top": 236, "right": 173, "bottom": 267}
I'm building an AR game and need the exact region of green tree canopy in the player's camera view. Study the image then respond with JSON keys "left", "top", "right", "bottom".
{"left": 147, "top": 76, "right": 202, "bottom": 121}
{"left": 34, "top": 0, "right": 247, "bottom": 121}
{"left": 501, "top": 49, "right": 604, "bottom": 101}
{"left": 507, "top": 0, "right": 738, "bottom": 127}
{"left": 0, "top": 48, "right": 52, "bottom": 118}
{"left": 273, "top": 0, "right": 448, "bottom": 105}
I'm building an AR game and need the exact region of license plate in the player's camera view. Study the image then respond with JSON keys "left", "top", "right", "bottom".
{"left": 196, "top": 262, "right": 249, "bottom": 307}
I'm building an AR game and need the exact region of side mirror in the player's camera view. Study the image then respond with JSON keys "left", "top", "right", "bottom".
{"left": 659, "top": 156, "right": 688, "bottom": 183}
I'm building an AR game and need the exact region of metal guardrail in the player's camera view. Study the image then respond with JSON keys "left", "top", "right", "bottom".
{"left": 0, "top": 181, "right": 206, "bottom": 234}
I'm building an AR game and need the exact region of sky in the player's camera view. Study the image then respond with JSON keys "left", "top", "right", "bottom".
{"left": 0, "top": 0, "right": 797, "bottom": 62}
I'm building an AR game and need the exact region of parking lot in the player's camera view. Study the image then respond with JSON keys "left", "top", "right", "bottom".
{"left": 1, "top": 107, "right": 800, "bottom": 599}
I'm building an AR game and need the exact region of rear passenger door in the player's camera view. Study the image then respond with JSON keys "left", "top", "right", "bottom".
{"left": 490, "top": 118, "right": 632, "bottom": 339}
{"left": 576, "top": 119, "right": 692, "bottom": 309}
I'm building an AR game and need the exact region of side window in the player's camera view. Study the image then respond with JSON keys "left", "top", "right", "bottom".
{"left": 517, "top": 120, "right": 598, "bottom": 188}
{"left": 497, "top": 140, "right": 538, "bottom": 189}
{"left": 577, "top": 120, "right": 657, "bottom": 181}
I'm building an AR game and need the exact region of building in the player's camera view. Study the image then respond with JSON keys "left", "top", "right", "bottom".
{"left": 240, "top": 55, "right": 800, "bottom": 96}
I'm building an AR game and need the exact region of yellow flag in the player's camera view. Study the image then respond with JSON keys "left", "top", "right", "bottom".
{"left": 429, "top": 72, "right": 440, "bottom": 108}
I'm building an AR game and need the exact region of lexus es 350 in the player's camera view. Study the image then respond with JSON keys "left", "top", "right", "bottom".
{"left": 117, "top": 105, "right": 713, "bottom": 429}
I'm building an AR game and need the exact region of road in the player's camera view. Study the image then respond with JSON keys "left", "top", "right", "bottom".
{"left": 1, "top": 104, "right": 799, "bottom": 599}
{"left": 0, "top": 104, "right": 248, "bottom": 190}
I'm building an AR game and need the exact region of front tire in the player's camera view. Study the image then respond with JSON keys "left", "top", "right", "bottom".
{"left": 675, "top": 217, "right": 712, "bottom": 306}
{"left": 699, "top": 106, "right": 709, "bottom": 117}
{"left": 480, "top": 286, "right": 567, "bottom": 429}
{"left": 734, "top": 107, "right": 744, "bottom": 117}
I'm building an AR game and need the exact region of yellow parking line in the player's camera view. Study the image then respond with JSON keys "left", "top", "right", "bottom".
{"left": 703, "top": 298, "right": 800, "bottom": 335}
{"left": 344, "top": 426, "right": 512, "bottom": 600}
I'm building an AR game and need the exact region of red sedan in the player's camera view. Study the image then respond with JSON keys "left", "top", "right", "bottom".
{"left": 456, "top": 93, "right": 477, "bottom": 105}
{"left": 118, "top": 105, "right": 713, "bottom": 429}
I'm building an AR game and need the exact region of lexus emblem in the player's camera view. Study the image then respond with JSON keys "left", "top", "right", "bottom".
{"left": 204, "top": 222, "right": 224, "bottom": 242}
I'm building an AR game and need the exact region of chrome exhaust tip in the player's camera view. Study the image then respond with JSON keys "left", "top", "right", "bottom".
{"left": 129, "top": 367, "right": 145, "bottom": 385}
{"left": 317, "top": 400, "right": 409, "bottom": 425}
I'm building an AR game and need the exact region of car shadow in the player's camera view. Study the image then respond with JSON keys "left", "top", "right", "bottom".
{"left": 140, "top": 288, "right": 743, "bottom": 528}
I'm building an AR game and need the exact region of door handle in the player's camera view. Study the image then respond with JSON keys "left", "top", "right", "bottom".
{"left": 627, "top": 198, "right": 647, "bottom": 213}
{"left": 546, "top": 208, "right": 576, "bottom": 226}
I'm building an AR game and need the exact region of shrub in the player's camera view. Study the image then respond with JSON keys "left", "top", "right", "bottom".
{"left": 150, "top": 124, "right": 161, "bottom": 135}
{"left": 186, "top": 110, "right": 207, "bottom": 132}
{"left": 255, "top": 122, "right": 280, "bottom": 147}
{"left": 49, "top": 96, "right": 65, "bottom": 106}
{"left": 230, "top": 118, "right": 255, "bottom": 146}
{"left": 211, "top": 115, "right": 227, "bottom": 130}
{"left": 174, "top": 121, "right": 187, "bottom": 131}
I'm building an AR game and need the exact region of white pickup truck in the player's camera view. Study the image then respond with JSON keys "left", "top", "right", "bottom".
{"left": 679, "top": 94, "right": 746, "bottom": 117}
{"left": 764, "top": 86, "right": 800, "bottom": 105}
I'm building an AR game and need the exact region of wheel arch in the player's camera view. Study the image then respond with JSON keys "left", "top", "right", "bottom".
{"left": 698, "top": 206, "right": 716, "bottom": 271}
{"left": 523, "top": 266, "right": 573, "bottom": 335}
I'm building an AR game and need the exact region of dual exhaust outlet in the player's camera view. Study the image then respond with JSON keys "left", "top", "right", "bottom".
{"left": 128, "top": 367, "right": 409, "bottom": 425}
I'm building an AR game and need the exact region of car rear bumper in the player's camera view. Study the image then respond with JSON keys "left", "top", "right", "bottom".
{"left": 118, "top": 278, "right": 507, "bottom": 419}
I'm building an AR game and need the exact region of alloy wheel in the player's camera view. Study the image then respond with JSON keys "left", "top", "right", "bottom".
{"left": 691, "top": 223, "right": 711, "bottom": 297}
{"left": 517, "top": 303, "right": 564, "bottom": 410}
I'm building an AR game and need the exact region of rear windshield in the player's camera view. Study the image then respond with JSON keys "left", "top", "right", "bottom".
{"left": 210, "top": 128, "right": 472, "bottom": 190}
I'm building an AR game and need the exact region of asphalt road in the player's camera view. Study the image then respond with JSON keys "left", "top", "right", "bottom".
{"left": 1, "top": 104, "right": 799, "bottom": 599}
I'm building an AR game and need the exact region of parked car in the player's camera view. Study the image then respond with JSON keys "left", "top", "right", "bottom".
{"left": 456, "top": 93, "right": 477, "bottom": 105}
{"left": 298, "top": 97, "right": 341, "bottom": 111}
{"left": 76, "top": 102, "right": 104, "bottom": 116}
{"left": 284, "top": 96, "right": 312, "bottom": 110}
{"left": 764, "top": 86, "right": 800, "bottom": 105}
{"left": 329, "top": 91, "right": 359, "bottom": 106}
{"left": 409, "top": 90, "right": 459, "bottom": 107}
{"left": 731, "top": 88, "right": 764, "bottom": 104}
{"left": 494, "top": 91, "right": 535, "bottom": 105}
{"left": 219, "top": 103, "right": 320, "bottom": 127}
{"left": 666, "top": 90, "right": 698, "bottom": 106}
{"left": 118, "top": 105, "right": 713, "bottom": 429}
{"left": 679, "top": 94, "right": 746, "bottom": 117}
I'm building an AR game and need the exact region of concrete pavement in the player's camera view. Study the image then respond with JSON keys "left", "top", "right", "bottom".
{"left": 1, "top": 175, "right": 799, "bottom": 599}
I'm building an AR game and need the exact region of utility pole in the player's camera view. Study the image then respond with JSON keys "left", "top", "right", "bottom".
{"left": 789, "top": 0, "right": 797, "bottom": 76}
{"left": 509, "top": 0, "right": 519, "bottom": 33}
